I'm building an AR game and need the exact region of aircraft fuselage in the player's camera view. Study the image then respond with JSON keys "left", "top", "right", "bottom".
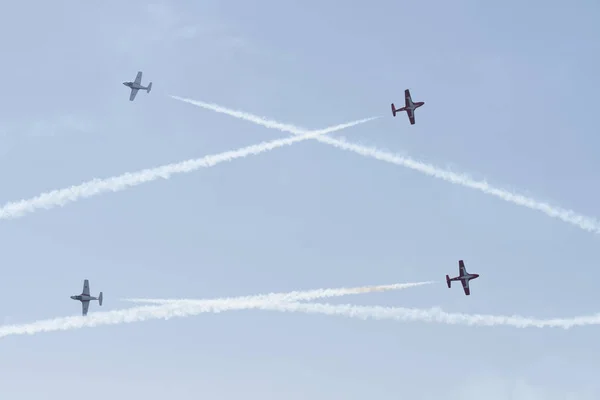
{"left": 461, "top": 273, "right": 478, "bottom": 282}
{"left": 123, "top": 82, "right": 147, "bottom": 90}
{"left": 71, "top": 294, "right": 96, "bottom": 302}
{"left": 406, "top": 100, "right": 425, "bottom": 111}
{"left": 450, "top": 273, "right": 479, "bottom": 283}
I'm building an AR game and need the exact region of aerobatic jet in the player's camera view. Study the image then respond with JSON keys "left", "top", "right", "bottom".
{"left": 123, "top": 71, "right": 152, "bottom": 101}
{"left": 391, "top": 89, "right": 424, "bottom": 125}
{"left": 71, "top": 279, "right": 103, "bottom": 316}
{"left": 446, "top": 260, "right": 479, "bottom": 296}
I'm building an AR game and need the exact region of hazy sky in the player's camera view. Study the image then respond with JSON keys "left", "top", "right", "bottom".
{"left": 1, "top": 1, "right": 599, "bottom": 399}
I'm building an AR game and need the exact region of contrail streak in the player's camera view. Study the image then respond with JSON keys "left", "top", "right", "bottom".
{"left": 123, "top": 281, "right": 433, "bottom": 304}
{"left": 171, "top": 96, "right": 600, "bottom": 234}
{"left": 0, "top": 281, "right": 429, "bottom": 338}
{"left": 254, "top": 302, "right": 600, "bottom": 329}
{"left": 0, "top": 117, "right": 377, "bottom": 220}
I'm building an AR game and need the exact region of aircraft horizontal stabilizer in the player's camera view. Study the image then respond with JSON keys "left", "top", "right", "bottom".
{"left": 147, "top": 82, "right": 152, "bottom": 93}
{"left": 391, "top": 103, "right": 397, "bottom": 117}
{"left": 99, "top": 292, "right": 103, "bottom": 306}
{"left": 446, "top": 275, "right": 451, "bottom": 288}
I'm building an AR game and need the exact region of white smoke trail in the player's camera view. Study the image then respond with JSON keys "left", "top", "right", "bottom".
{"left": 123, "top": 281, "right": 434, "bottom": 304}
{"left": 0, "top": 117, "right": 377, "bottom": 220}
{"left": 0, "top": 281, "right": 428, "bottom": 338}
{"left": 171, "top": 96, "right": 600, "bottom": 234}
{"left": 170, "top": 95, "right": 316, "bottom": 137}
{"left": 253, "top": 301, "right": 600, "bottom": 329}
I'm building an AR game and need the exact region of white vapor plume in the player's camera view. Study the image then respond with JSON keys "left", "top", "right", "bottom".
{"left": 0, "top": 281, "right": 428, "bottom": 338}
{"left": 123, "top": 281, "right": 433, "bottom": 304}
{"left": 0, "top": 117, "right": 377, "bottom": 220}
{"left": 171, "top": 96, "right": 600, "bottom": 234}
{"left": 252, "top": 301, "right": 600, "bottom": 329}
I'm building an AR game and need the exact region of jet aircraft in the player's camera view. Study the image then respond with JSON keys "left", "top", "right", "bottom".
{"left": 391, "top": 89, "right": 424, "bottom": 125}
{"left": 123, "top": 71, "right": 152, "bottom": 101}
{"left": 71, "top": 279, "right": 103, "bottom": 316}
{"left": 446, "top": 260, "right": 479, "bottom": 296}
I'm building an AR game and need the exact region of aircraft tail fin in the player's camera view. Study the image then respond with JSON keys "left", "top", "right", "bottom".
{"left": 98, "top": 292, "right": 103, "bottom": 306}
{"left": 147, "top": 82, "right": 152, "bottom": 93}
{"left": 391, "top": 103, "right": 407, "bottom": 117}
{"left": 446, "top": 275, "right": 451, "bottom": 288}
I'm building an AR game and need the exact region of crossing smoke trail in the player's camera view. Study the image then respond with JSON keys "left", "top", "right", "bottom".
{"left": 171, "top": 96, "right": 600, "bottom": 235}
{"left": 252, "top": 302, "right": 600, "bottom": 329}
{"left": 122, "top": 281, "right": 432, "bottom": 304}
{"left": 0, "top": 117, "right": 377, "bottom": 220}
{"left": 0, "top": 282, "right": 430, "bottom": 338}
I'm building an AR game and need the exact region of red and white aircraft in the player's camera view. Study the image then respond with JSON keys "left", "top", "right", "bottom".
{"left": 391, "top": 89, "right": 425, "bottom": 125}
{"left": 446, "top": 260, "right": 479, "bottom": 296}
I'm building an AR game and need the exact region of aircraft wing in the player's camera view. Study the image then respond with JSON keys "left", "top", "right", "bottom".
{"left": 406, "top": 109, "right": 415, "bottom": 125}
{"left": 404, "top": 89, "right": 412, "bottom": 106}
{"left": 129, "top": 88, "right": 139, "bottom": 101}
{"left": 82, "top": 279, "right": 90, "bottom": 296}
{"left": 82, "top": 300, "right": 90, "bottom": 316}
{"left": 458, "top": 260, "right": 467, "bottom": 277}
{"left": 134, "top": 71, "right": 142, "bottom": 85}
{"left": 462, "top": 279, "right": 470, "bottom": 295}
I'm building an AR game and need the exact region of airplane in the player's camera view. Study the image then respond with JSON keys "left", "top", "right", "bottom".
{"left": 71, "top": 279, "right": 103, "bottom": 316}
{"left": 391, "top": 89, "right": 425, "bottom": 125}
{"left": 123, "top": 71, "right": 152, "bottom": 101}
{"left": 446, "top": 260, "right": 479, "bottom": 296}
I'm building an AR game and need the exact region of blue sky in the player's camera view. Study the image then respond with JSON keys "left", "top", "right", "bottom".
{"left": 1, "top": 0, "right": 599, "bottom": 398}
